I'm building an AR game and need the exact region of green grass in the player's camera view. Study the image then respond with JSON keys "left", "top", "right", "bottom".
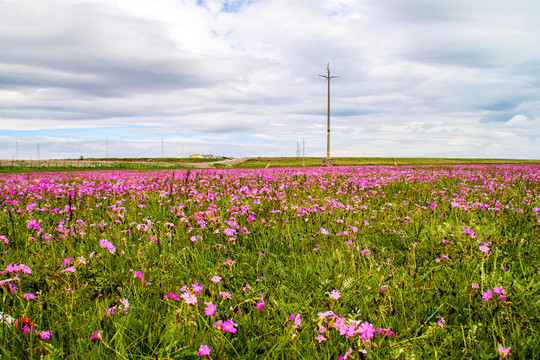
{"left": 232, "top": 157, "right": 540, "bottom": 168}
{"left": 0, "top": 165, "right": 538, "bottom": 359}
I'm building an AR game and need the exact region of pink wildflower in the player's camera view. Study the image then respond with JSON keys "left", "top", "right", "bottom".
{"left": 181, "top": 293, "right": 198, "bottom": 305}
{"left": 219, "top": 291, "right": 232, "bottom": 299}
{"left": 204, "top": 301, "right": 216, "bottom": 316}
{"left": 437, "top": 316, "right": 445, "bottom": 327}
{"left": 39, "top": 330, "right": 51, "bottom": 339}
{"left": 317, "top": 311, "right": 334, "bottom": 320}
{"left": 357, "top": 321, "right": 374, "bottom": 340}
{"left": 91, "top": 330, "right": 101, "bottom": 340}
{"left": 254, "top": 292, "right": 265, "bottom": 311}
{"left": 479, "top": 244, "right": 490, "bottom": 254}
{"left": 315, "top": 334, "right": 327, "bottom": 343}
{"left": 210, "top": 275, "right": 221, "bottom": 284}
{"left": 338, "top": 348, "right": 353, "bottom": 360}
{"left": 483, "top": 289, "right": 493, "bottom": 301}
{"left": 60, "top": 266, "right": 76, "bottom": 273}
{"left": 164, "top": 292, "right": 179, "bottom": 300}
{"left": 289, "top": 313, "right": 301, "bottom": 329}
{"left": 99, "top": 239, "right": 116, "bottom": 254}
{"left": 327, "top": 289, "right": 341, "bottom": 300}
{"left": 315, "top": 326, "right": 327, "bottom": 333}
{"left": 221, "top": 319, "right": 237, "bottom": 333}
{"left": 197, "top": 344, "right": 211, "bottom": 356}
{"left": 497, "top": 345, "right": 511, "bottom": 357}
{"left": 22, "top": 293, "right": 35, "bottom": 300}
{"left": 192, "top": 282, "right": 203, "bottom": 295}
{"left": 119, "top": 298, "right": 129, "bottom": 314}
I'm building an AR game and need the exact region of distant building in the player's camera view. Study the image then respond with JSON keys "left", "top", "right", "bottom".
{"left": 190, "top": 154, "right": 200, "bottom": 158}
{"left": 200, "top": 154, "right": 213, "bottom": 159}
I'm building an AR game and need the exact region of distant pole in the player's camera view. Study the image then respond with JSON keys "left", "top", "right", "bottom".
{"left": 15, "top": 139, "right": 19, "bottom": 160}
{"left": 302, "top": 138, "right": 305, "bottom": 167}
{"left": 161, "top": 137, "right": 165, "bottom": 157}
{"left": 37, "top": 143, "right": 40, "bottom": 161}
{"left": 319, "top": 63, "right": 338, "bottom": 158}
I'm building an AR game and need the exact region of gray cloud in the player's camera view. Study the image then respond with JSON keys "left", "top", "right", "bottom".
{"left": 1, "top": 0, "right": 540, "bottom": 159}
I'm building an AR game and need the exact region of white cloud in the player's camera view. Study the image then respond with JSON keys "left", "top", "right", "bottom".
{"left": 1, "top": 0, "right": 540, "bottom": 159}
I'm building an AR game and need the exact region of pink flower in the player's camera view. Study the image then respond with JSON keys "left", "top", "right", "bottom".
{"left": 497, "top": 345, "right": 511, "bottom": 357}
{"left": 22, "top": 293, "right": 35, "bottom": 300}
{"left": 493, "top": 286, "right": 504, "bottom": 294}
{"left": 315, "top": 326, "right": 327, "bottom": 333}
{"left": 315, "top": 334, "right": 327, "bottom": 343}
{"left": 479, "top": 243, "right": 490, "bottom": 254}
{"left": 437, "top": 316, "right": 445, "bottom": 327}
{"left": 221, "top": 319, "right": 237, "bottom": 333}
{"left": 317, "top": 311, "right": 335, "bottom": 320}
{"left": 219, "top": 291, "right": 232, "bottom": 299}
{"left": 320, "top": 227, "right": 329, "bottom": 235}
{"left": 213, "top": 320, "right": 223, "bottom": 330}
{"left": 327, "top": 289, "right": 341, "bottom": 300}
{"left": 197, "top": 344, "right": 211, "bottom": 356}
{"left": 379, "top": 285, "right": 389, "bottom": 293}
{"left": 192, "top": 282, "right": 203, "bottom": 295}
{"left": 357, "top": 321, "right": 374, "bottom": 340}
{"left": 99, "top": 239, "right": 116, "bottom": 254}
{"left": 338, "top": 348, "right": 353, "bottom": 360}
{"left": 471, "top": 283, "right": 479, "bottom": 289}
{"left": 60, "top": 266, "right": 76, "bottom": 273}
{"left": 91, "top": 330, "right": 101, "bottom": 340}
{"left": 164, "top": 292, "right": 179, "bottom": 300}
{"left": 210, "top": 275, "right": 221, "bottom": 284}
{"left": 483, "top": 289, "right": 493, "bottom": 301}
{"left": 119, "top": 298, "right": 129, "bottom": 314}
{"left": 62, "top": 257, "right": 72, "bottom": 266}
{"left": 39, "top": 330, "right": 51, "bottom": 339}
{"left": 289, "top": 313, "right": 301, "bottom": 329}
{"left": 254, "top": 292, "right": 265, "bottom": 311}
{"left": 204, "top": 301, "right": 216, "bottom": 316}
{"left": 378, "top": 328, "right": 394, "bottom": 336}
{"left": 181, "top": 293, "right": 198, "bottom": 305}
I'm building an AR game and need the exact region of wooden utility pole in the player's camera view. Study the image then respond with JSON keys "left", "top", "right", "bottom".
{"left": 319, "top": 63, "right": 338, "bottom": 166}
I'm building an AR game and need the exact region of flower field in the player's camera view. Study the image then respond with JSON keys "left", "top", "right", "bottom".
{"left": 0, "top": 165, "right": 539, "bottom": 359}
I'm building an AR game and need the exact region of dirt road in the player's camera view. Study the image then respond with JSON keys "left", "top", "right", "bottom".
{"left": 179, "top": 157, "right": 250, "bottom": 168}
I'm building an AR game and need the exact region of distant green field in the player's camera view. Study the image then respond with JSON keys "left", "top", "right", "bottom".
{"left": 233, "top": 157, "right": 540, "bottom": 168}
{"left": 1, "top": 157, "right": 539, "bottom": 173}
{"left": 82, "top": 157, "right": 225, "bottom": 164}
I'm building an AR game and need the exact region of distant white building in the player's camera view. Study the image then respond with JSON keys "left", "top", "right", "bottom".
{"left": 190, "top": 154, "right": 214, "bottom": 159}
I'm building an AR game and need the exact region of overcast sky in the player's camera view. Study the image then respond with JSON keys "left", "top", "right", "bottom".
{"left": 1, "top": 0, "right": 540, "bottom": 159}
